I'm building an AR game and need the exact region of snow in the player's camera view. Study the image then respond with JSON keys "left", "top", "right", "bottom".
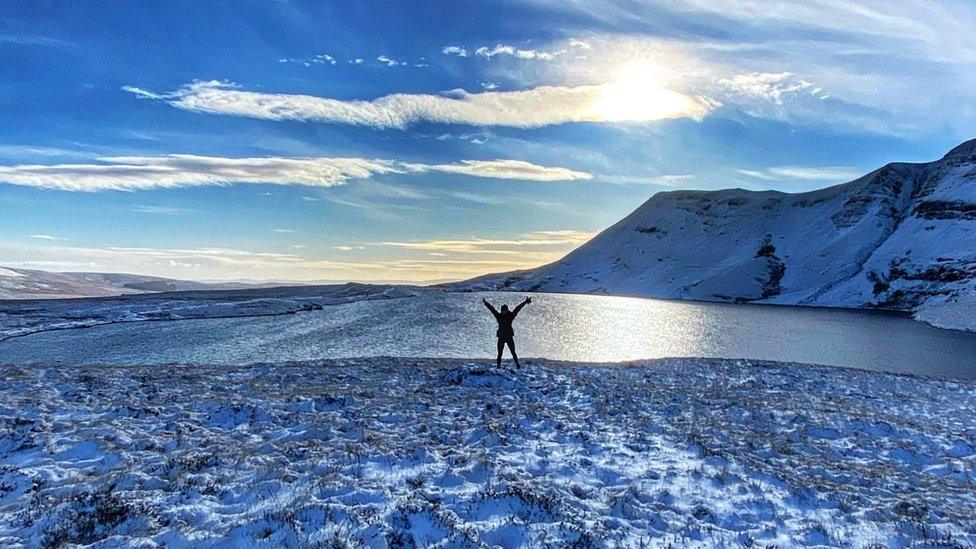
{"left": 0, "top": 267, "right": 297, "bottom": 300}
{"left": 2, "top": 357, "right": 974, "bottom": 546}
{"left": 459, "top": 140, "right": 976, "bottom": 333}
{"left": 916, "top": 292, "right": 976, "bottom": 332}
{"left": 0, "top": 283, "right": 420, "bottom": 341}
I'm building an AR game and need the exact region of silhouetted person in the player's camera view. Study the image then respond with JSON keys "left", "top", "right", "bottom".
{"left": 483, "top": 296, "right": 531, "bottom": 368}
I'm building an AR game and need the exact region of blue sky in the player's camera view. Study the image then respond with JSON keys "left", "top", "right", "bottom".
{"left": 1, "top": 0, "right": 974, "bottom": 282}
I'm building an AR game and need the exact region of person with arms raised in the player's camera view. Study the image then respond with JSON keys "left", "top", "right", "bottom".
{"left": 483, "top": 296, "right": 531, "bottom": 368}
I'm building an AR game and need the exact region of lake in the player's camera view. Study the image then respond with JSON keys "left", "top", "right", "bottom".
{"left": 2, "top": 291, "right": 975, "bottom": 379}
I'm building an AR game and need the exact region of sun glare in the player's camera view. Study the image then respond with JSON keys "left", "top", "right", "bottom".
{"left": 589, "top": 62, "right": 707, "bottom": 122}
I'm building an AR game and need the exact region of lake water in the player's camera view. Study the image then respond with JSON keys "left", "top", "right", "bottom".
{"left": 2, "top": 291, "right": 975, "bottom": 379}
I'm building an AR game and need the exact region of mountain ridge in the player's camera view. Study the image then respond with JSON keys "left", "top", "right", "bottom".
{"left": 456, "top": 139, "right": 976, "bottom": 332}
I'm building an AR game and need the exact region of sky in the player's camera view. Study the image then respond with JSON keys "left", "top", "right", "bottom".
{"left": 1, "top": 0, "right": 975, "bottom": 283}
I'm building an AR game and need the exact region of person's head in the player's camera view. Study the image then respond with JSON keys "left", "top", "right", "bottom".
{"left": 500, "top": 304, "right": 510, "bottom": 313}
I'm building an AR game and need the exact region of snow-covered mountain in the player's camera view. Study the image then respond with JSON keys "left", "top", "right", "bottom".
{"left": 0, "top": 267, "right": 267, "bottom": 300}
{"left": 460, "top": 139, "right": 976, "bottom": 331}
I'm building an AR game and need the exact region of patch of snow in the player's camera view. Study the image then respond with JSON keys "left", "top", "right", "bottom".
{"left": 1, "top": 357, "right": 973, "bottom": 546}
{"left": 915, "top": 292, "right": 976, "bottom": 332}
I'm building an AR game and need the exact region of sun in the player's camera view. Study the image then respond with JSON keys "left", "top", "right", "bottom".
{"left": 588, "top": 62, "right": 708, "bottom": 122}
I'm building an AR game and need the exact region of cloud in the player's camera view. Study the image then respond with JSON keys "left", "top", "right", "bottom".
{"left": 767, "top": 166, "right": 860, "bottom": 181}
{"left": 278, "top": 53, "right": 337, "bottom": 67}
{"left": 377, "top": 55, "right": 406, "bottom": 67}
{"left": 272, "top": 228, "right": 296, "bottom": 233}
{"left": 125, "top": 80, "right": 713, "bottom": 129}
{"left": 0, "top": 155, "right": 398, "bottom": 192}
{"left": 29, "top": 234, "right": 64, "bottom": 240}
{"left": 568, "top": 38, "right": 592, "bottom": 50}
{"left": 441, "top": 46, "right": 468, "bottom": 57}
{"left": 121, "top": 85, "right": 164, "bottom": 100}
{"left": 601, "top": 173, "right": 695, "bottom": 186}
{"left": 0, "top": 145, "right": 90, "bottom": 159}
{"left": 0, "top": 154, "right": 593, "bottom": 191}
{"left": 718, "top": 72, "right": 827, "bottom": 104}
{"left": 378, "top": 229, "right": 595, "bottom": 254}
{"left": 736, "top": 165, "right": 861, "bottom": 182}
{"left": 414, "top": 159, "right": 593, "bottom": 182}
{"left": 132, "top": 205, "right": 193, "bottom": 215}
{"left": 433, "top": 131, "right": 492, "bottom": 144}
{"left": 519, "top": 2, "right": 976, "bottom": 136}
{"left": 0, "top": 241, "right": 577, "bottom": 283}
{"left": 445, "top": 39, "right": 590, "bottom": 61}
{"left": 651, "top": 174, "right": 695, "bottom": 186}
{"left": 474, "top": 44, "right": 565, "bottom": 61}
{"left": 0, "top": 33, "right": 74, "bottom": 48}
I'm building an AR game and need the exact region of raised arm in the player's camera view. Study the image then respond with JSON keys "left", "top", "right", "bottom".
{"left": 513, "top": 296, "right": 532, "bottom": 315}
{"left": 482, "top": 298, "right": 499, "bottom": 317}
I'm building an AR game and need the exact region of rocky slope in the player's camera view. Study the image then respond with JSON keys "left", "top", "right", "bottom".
{"left": 460, "top": 140, "right": 976, "bottom": 331}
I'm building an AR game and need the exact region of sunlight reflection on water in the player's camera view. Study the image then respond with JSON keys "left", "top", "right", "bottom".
{"left": 2, "top": 291, "right": 976, "bottom": 378}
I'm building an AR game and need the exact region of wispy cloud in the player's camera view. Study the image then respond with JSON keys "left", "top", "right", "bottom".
{"left": 600, "top": 173, "right": 695, "bottom": 186}
{"left": 474, "top": 44, "right": 565, "bottom": 61}
{"left": 0, "top": 33, "right": 74, "bottom": 48}
{"left": 410, "top": 160, "right": 593, "bottom": 182}
{"left": 132, "top": 205, "right": 193, "bottom": 215}
{"left": 518, "top": 2, "right": 976, "bottom": 136}
{"left": 379, "top": 230, "right": 595, "bottom": 254}
{"left": 123, "top": 80, "right": 713, "bottom": 129}
{"left": 735, "top": 166, "right": 861, "bottom": 182}
{"left": 443, "top": 39, "right": 591, "bottom": 61}
{"left": 718, "top": 72, "right": 828, "bottom": 104}
{"left": 29, "top": 234, "right": 65, "bottom": 240}
{"left": 0, "top": 154, "right": 593, "bottom": 191}
{"left": 0, "top": 241, "right": 577, "bottom": 283}
{"left": 568, "top": 38, "right": 591, "bottom": 50}
{"left": 272, "top": 228, "right": 297, "bottom": 233}
{"left": 278, "top": 53, "right": 336, "bottom": 67}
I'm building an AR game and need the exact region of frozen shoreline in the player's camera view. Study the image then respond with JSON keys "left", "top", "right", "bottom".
{"left": 2, "top": 357, "right": 974, "bottom": 546}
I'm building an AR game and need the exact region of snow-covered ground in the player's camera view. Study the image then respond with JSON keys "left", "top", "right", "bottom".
{"left": 0, "top": 283, "right": 419, "bottom": 341}
{"left": 2, "top": 358, "right": 974, "bottom": 546}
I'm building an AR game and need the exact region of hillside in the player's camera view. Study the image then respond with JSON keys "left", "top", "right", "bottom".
{"left": 460, "top": 140, "right": 976, "bottom": 331}
{"left": 0, "top": 267, "right": 264, "bottom": 300}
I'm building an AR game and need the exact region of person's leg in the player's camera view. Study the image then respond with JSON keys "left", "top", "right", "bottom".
{"left": 506, "top": 338, "right": 520, "bottom": 368}
{"left": 496, "top": 338, "right": 504, "bottom": 367}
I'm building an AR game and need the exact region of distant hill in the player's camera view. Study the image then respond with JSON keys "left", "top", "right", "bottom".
{"left": 456, "top": 139, "right": 976, "bottom": 332}
{"left": 0, "top": 267, "right": 274, "bottom": 300}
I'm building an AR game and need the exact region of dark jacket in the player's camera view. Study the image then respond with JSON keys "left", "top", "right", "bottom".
{"left": 484, "top": 300, "right": 527, "bottom": 339}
